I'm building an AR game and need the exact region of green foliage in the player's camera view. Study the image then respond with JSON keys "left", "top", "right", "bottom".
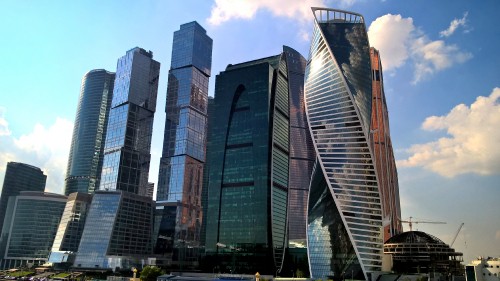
{"left": 10, "top": 271, "right": 34, "bottom": 277}
{"left": 139, "top": 266, "right": 164, "bottom": 281}
{"left": 52, "top": 273, "right": 71, "bottom": 278}
{"left": 295, "top": 269, "right": 305, "bottom": 278}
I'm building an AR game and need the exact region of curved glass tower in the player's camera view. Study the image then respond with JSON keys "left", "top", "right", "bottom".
{"left": 205, "top": 46, "right": 307, "bottom": 274}
{"left": 65, "top": 69, "right": 115, "bottom": 195}
{"left": 305, "top": 8, "right": 383, "bottom": 280}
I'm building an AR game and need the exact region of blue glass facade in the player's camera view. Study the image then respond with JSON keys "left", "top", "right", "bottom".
{"left": 0, "top": 162, "right": 46, "bottom": 240}
{"left": 65, "top": 70, "right": 115, "bottom": 195}
{"left": 305, "top": 8, "right": 383, "bottom": 281}
{"left": 99, "top": 48, "right": 160, "bottom": 196}
{"left": 155, "top": 22, "right": 212, "bottom": 257}
{"left": 204, "top": 47, "right": 306, "bottom": 274}
{"left": 49, "top": 192, "right": 92, "bottom": 266}
{"left": 74, "top": 191, "right": 154, "bottom": 270}
{"left": 0, "top": 192, "right": 66, "bottom": 269}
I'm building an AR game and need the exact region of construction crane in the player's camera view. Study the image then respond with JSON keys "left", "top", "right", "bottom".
{"left": 400, "top": 216, "right": 446, "bottom": 231}
{"left": 450, "top": 223, "right": 464, "bottom": 247}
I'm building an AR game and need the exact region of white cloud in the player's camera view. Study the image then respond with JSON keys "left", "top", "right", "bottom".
{"left": 207, "top": 0, "right": 357, "bottom": 26}
{"left": 440, "top": 12, "right": 469, "bottom": 38}
{"left": 0, "top": 108, "right": 11, "bottom": 137}
{"left": 0, "top": 117, "right": 73, "bottom": 194}
{"left": 368, "top": 14, "right": 472, "bottom": 83}
{"left": 367, "top": 14, "right": 415, "bottom": 70}
{"left": 398, "top": 88, "right": 500, "bottom": 177}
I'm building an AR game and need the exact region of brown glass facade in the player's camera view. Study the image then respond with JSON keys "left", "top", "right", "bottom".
{"left": 369, "top": 48, "right": 402, "bottom": 241}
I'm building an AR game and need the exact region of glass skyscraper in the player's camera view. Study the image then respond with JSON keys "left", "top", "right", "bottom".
{"left": 369, "top": 48, "right": 402, "bottom": 241}
{"left": 0, "top": 191, "right": 66, "bottom": 269}
{"left": 305, "top": 8, "right": 383, "bottom": 280}
{"left": 283, "top": 46, "right": 316, "bottom": 249}
{"left": 99, "top": 47, "right": 160, "bottom": 196}
{"left": 204, "top": 46, "right": 309, "bottom": 274}
{"left": 65, "top": 69, "right": 115, "bottom": 195}
{"left": 155, "top": 22, "right": 212, "bottom": 258}
{"left": 0, "top": 162, "right": 46, "bottom": 235}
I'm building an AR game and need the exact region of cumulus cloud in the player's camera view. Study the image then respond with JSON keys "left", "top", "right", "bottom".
{"left": 0, "top": 117, "right": 73, "bottom": 194}
{"left": 207, "top": 0, "right": 358, "bottom": 26}
{"left": 440, "top": 12, "right": 469, "bottom": 38}
{"left": 398, "top": 88, "right": 500, "bottom": 177}
{"left": 0, "top": 108, "right": 11, "bottom": 137}
{"left": 368, "top": 14, "right": 472, "bottom": 83}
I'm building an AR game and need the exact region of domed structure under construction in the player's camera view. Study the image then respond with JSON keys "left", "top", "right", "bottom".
{"left": 384, "top": 231, "right": 463, "bottom": 276}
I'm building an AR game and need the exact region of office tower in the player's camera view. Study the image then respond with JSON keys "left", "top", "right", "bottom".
{"left": 305, "top": 8, "right": 383, "bottom": 281}
{"left": 0, "top": 191, "right": 66, "bottom": 269}
{"left": 205, "top": 46, "right": 307, "bottom": 274}
{"left": 65, "top": 69, "right": 115, "bottom": 195}
{"left": 155, "top": 22, "right": 212, "bottom": 258}
{"left": 73, "top": 191, "right": 154, "bottom": 269}
{"left": 48, "top": 192, "right": 92, "bottom": 267}
{"left": 0, "top": 162, "right": 46, "bottom": 235}
{"left": 99, "top": 47, "right": 160, "bottom": 196}
{"left": 200, "top": 96, "right": 214, "bottom": 249}
{"left": 369, "top": 48, "right": 402, "bottom": 241}
{"left": 283, "top": 46, "right": 316, "bottom": 249}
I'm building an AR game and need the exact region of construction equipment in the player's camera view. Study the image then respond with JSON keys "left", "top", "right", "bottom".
{"left": 450, "top": 223, "right": 464, "bottom": 247}
{"left": 400, "top": 216, "right": 446, "bottom": 231}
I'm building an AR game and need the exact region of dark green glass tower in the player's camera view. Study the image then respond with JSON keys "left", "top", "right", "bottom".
{"left": 205, "top": 46, "right": 307, "bottom": 274}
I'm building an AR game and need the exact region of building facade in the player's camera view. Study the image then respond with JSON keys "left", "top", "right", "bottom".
{"left": 283, "top": 46, "right": 316, "bottom": 249}
{"left": 0, "top": 192, "right": 67, "bottom": 269}
{"left": 65, "top": 69, "right": 115, "bottom": 195}
{"left": 369, "top": 48, "right": 402, "bottom": 241}
{"left": 99, "top": 47, "right": 160, "bottom": 196}
{"left": 0, "top": 162, "right": 46, "bottom": 234}
{"left": 305, "top": 8, "right": 383, "bottom": 281}
{"left": 73, "top": 191, "right": 154, "bottom": 270}
{"left": 155, "top": 22, "right": 212, "bottom": 258}
{"left": 49, "top": 192, "right": 93, "bottom": 267}
{"left": 205, "top": 46, "right": 308, "bottom": 274}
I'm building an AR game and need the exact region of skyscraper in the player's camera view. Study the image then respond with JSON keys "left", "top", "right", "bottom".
{"left": 204, "top": 46, "right": 308, "bottom": 274}
{"left": 155, "top": 22, "right": 212, "bottom": 258}
{"left": 369, "top": 48, "right": 402, "bottom": 241}
{"left": 305, "top": 8, "right": 383, "bottom": 280}
{"left": 99, "top": 47, "right": 160, "bottom": 196}
{"left": 0, "top": 162, "right": 46, "bottom": 234}
{"left": 65, "top": 69, "right": 115, "bottom": 195}
{"left": 74, "top": 47, "right": 159, "bottom": 270}
{"left": 283, "top": 46, "right": 316, "bottom": 249}
{"left": 0, "top": 191, "right": 66, "bottom": 269}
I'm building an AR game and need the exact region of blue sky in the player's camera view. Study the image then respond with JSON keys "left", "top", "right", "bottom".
{"left": 0, "top": 0, "right": 498, "bottom": 265}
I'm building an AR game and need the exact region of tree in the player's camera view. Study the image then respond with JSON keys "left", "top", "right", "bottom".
{"left": 140, "top": 266, "right": 164, "bottom": 281}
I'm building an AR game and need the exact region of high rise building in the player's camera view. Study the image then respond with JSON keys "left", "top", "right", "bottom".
{"left": 304, "top": 8, "right": 384, "bottom": 280}
{"left": 0, "top": 162, "right": 46, "bottom": 234}
{"left": 155, "top": 22, "right": 212, "bottom": 259}
{"left": 369, "top": 48, "right": 402, "bottom": 241}
{"left": 204, "top": 46, "right": 308, "bottom": 274}
{"left": 48, "top": 192, "right": 92, "bottom": 267}
{"left": 73, "top": 191, "right": 154, "bottom": 269}
{"left": 283, "top": 46, "right": 316, "bottom": 249}
{"left": 0, "top": 191, "right": 66, "bottom": 269}
{"left": 99, "top": 47, "right": 160, "bottom": 196}
{"left": 73, "top": 47, "right": 159, "bottom": 270}
{"left": 65, "top": 69, "right": 115, "bottom": 195}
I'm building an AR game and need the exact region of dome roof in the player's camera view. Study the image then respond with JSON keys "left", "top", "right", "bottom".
{"left": 385, "top": 231, "right": 446, "bottom": 245}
